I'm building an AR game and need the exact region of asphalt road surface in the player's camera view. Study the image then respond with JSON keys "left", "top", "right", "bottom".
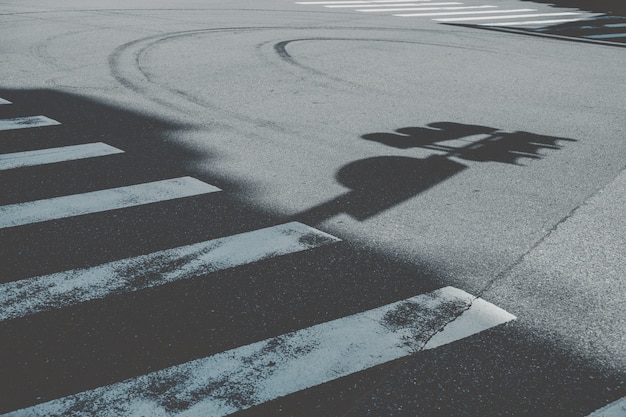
{"left": 1, "top": 0, "right": 625, "bottom": 416}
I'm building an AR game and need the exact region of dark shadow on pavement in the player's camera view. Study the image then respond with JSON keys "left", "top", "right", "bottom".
{"left": 297, "top": 122, "right": 575, "bottom": 224}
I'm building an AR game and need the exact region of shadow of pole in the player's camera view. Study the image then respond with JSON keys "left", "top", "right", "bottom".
{"left": 296, "top": 155, "right": 467, "bottom": 224}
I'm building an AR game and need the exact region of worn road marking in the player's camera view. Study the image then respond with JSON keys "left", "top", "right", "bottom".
{"left": 0, "top": 142, "right": 124, "bottom": 170}
{"left": 297, "top": 0, "right": 430, "bottom": 4}
{"left": 0, "top": 98, "right": 11, "bottom": 105}
{"left": 360, "top": 5, "right": 494, "bottom": 12}
{"left": 395, "top": 8, "right": 534, "bottom": 16}
{"left": 0, "top": 116, "right": 60, "bottom": 131}
{"left": 585, "top": 32, "right": 626, "bottom": 39}
{"left": 0, "top": 222, "right": 340, "bottom": 321}
{"left": 585, "top": 396, "right": 626, "bottom": 417}
{"left": 0, "top": 177, "right": 220, "bottom": 229}
{"left": 479, "top": 18, "right": 586, "bottom": 26}
{"left": 435, "top": 12, "right": 580, "bottom": 22}
{"left": 0, "top": 286, "right": 515, "bottom": 417}
{"left": 324, "top": 2, "right": 432, "bottom": 7}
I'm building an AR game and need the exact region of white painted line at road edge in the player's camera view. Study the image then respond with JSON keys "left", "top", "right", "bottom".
{"left": 0, "top": 222, "right": 340, "bottom": 321}
{"left": 0, "top": 177, "right": 220, "bottom": 229}
{"left": 0, "top": 142, "right": 124, "bottom": 170}
{"left": 395, "top": 8, "right": 535, "bottom": 17}
{"left": 435, "top": 12, "right": 580, "bottom": 22}
{"left": 1, "top": 286, "right": 515, "bottom": 417}
{"left": 585, "top": 396, "right": 626, "bottom": 417}
{"left": 0, "top": 98, "right": 12, "bottom": 105}
{"left": 0, "top": 116, "right": 61, "bottom": 131}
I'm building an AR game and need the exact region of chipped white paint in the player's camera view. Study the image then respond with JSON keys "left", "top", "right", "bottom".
{"left": 0, "top": 98, "right": 12, "bottom": 105}
{"left": 0, "top": 222, "right": 339, "bottom": 321}
{"left": 0, "top": 177, "right": 220, "bottom": 229}
{"left": 395, "top": 8, "right": 535, "bottom": 16}
{"left": 0, "top": 142, "right": 124, "bottom": 170}
{"left": 585, "top": 396, "right": 626, "bottom": 417}
{"left": 1, "top": 287, "right": 515, "bottom": 417}
{"left": 0, "top": 116, "right": 60, "bottom": 131}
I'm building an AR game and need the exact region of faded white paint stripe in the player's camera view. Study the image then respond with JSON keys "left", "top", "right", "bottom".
{"left": 0, "top": 177, "right": 220, "bottom": 229}
{"left": 360, "top": 5, "right": 494, "bottom": 12}
{"left": 325, "top": 3, "right": 427, "bottom": 7}
{"left": 297, "top": 0, "right": 430, "bottom": 4}
{"left": 479, "top": 18, "right": 586, "bottom": 26}
{"left": 585, "top": 396, "right": 626, "bottom": 417}
{"left": 0, "top": 142, "right": 124, "bottom": 170}
{"left": 0, "top": 222, "right": 340, "bottom": 322}
{"left": 0, "top": 98, "right": 11, "bottom": 105}
{"left": 435, "top": 12, "right": 580, "bottom": 22}
{"left": 395, "top": 8, "right": 535, "bottom": 16}
{"left": 1, "top": 286, "right": 515, "bottom": 417}
{"left": 0, "top": 116, "right": 61, "bottom": 131}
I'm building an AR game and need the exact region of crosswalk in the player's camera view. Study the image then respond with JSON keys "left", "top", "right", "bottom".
{"left": 295, "top": 0, "right": 626, "bottom": 45}
{"left": 0, "top": 95, "right": 518, "bottom": 415}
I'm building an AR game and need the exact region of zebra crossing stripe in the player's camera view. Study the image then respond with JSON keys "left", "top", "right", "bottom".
{"left": 479, "top": 18, "right": 586, "bottom": 26}
{"left": 0, "top": 177, "right": 220, "bottom": 229}
{"left": 0, "top": 222, "right": 340, "bottom": 322}
{"left": 0, "top": 116, "right": 61, "bottom": 131}
{"left": 359, "top": 5, "right": 494, "bottom": 12}
{"left": 395, "top": 8, "right": 535, "bottom": 17}
{"left": 296, "top": 0, "right": 430, "bottom": 4}
{"left": 435, "top": 12, "right": 580, "bottom": 22}
{"left": 0, "top": 286, "right": 515, "bottom": 417}
{"left": 0, "top": 142, "right": 124, "bottom": 170}
{"left": 0, "top": 98, "right": 11, "bottom": 105}
{"left": 324, "top": 2, "right": 435, "bottom": 7}
{"left": 585, "top": 32, "right": 626, "bottom": 39}
{"left": 585, "top": 396, "right": 626, "bottom": 417}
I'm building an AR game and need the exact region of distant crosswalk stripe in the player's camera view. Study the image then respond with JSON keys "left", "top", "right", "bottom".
{"left": 479, "top": 18, "right": 586, "bottom": 26}
{"left": 585, "top": 396, "right": 626, "bottom": 417}
{"left": 297, "top": 0, "right": 429, "bottom": 4}
{"left": 0, "top": 115, "right": 61, "bottom": 131}
{"left": 0, "top": 177, "right": 220, "bottom": 229}
{"left": 0, "top": 142, "right": 124, "bottom": 170}
{"left": 435, "top": 12, "right": 580, "bottom": 22}
{"left": 0, "top": 222, "right": 340, "bottom": 322}
{"left": 360, "top": 5, "right": 494, "bottom": 12}
{"left": 325, "top": 2, "right": 429, "bottom": 7}
{"left": 0, "top": 98, "right": 11, "bottom": 105}
{"left": 395, "top": 8, "right": 535, "bottom": 17}
{"left": 584, "top": 32, "right": 626, "bottom": 39}
{"left": 1, "top": 286, "right": 515, "bottom": 417}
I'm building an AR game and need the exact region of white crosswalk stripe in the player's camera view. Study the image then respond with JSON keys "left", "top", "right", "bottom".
{"left": 292, "top": 0, "right": 626, "bottom": 43}
{"left": 0, "top": 98, "right": 517, "bottom": 416}
{"left": 395, "top": 8, "right": 536, "bottom": 17}
{"left": 360, "top": 5, "right": 495, "bottom": 12}
{"left": 0, "top": 97, "right": 12, "bottom": 105}
{"left": 0, "top": 115, "right": 61, "bottom": 131}
{"left": 0, "top": 176, "right": 220, "bottom": 229}
{"left": 0, "top": 222, "right": 340, "bottom": 322}
{"left": 0, "top": 142, "right": 124, "bottom": 170}
{"left": 1, "top": 286, "right": 515, "bottom": 417}
{"left": 434, "top": 11, "right": 581, "bottom": 22}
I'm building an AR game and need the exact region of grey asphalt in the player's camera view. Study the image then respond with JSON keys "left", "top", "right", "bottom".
{"left": 0, "top": 0, "right": 625, "bottom": 415}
